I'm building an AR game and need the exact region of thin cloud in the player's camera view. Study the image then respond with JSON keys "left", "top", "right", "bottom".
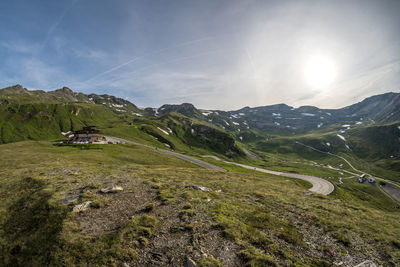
{"left": 41, "top": 0, "right": 80, "bottom": 49}
{"left": 82, "top": 36, "right": 215, "bottom": 83}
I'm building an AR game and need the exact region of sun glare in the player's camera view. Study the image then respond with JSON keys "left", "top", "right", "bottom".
{"left": 304, "top": 55, "right": 336, "bottom": 89}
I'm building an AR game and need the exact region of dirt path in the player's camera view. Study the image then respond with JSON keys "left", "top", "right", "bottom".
{"left": 201, "top": 156, "right": 335, "bottom": 195}
{"left": 105, "top": 136, "right": 225, "bottom": 171}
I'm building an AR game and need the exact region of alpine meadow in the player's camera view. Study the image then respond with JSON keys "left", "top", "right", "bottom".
{"left": 1, "top": 1, "right": 400, "bottom": 266}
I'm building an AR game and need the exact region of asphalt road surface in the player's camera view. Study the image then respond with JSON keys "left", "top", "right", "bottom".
{"left": 105, "top": 136, "right": 334, "bottom": 195}
{"left": 105, "top": 136, "right": 225, "bottom": 171}
{"left": 202, "top": 156, "right": 335, "bottom": 195}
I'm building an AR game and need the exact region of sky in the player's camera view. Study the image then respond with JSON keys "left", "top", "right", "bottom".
{"left": 0, "top": 0, "right": 399, "bottom": 110}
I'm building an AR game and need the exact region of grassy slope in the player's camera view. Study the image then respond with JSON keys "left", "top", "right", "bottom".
{"left": 102, "top": 113, "right": 244, "bottom": 158}
{"left": 0, "top": 94, "right": 244, "bottom": 158}
{"left": 0, "top": 102, "right": 126, "bottom": 143}
{"left": 251, "top": 123, "right": 400, "bottom": 181}
{"left": 0, "top": 141, "right": 399, "bottom": 266}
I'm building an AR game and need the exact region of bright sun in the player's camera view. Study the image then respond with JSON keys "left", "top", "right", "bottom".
{"left": 304, "top": 55, "right": 336, "bottom": 88}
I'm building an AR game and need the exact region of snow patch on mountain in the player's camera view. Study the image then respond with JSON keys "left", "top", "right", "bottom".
{"left": 112, "top": 104, "right": 124, "bottom": 108}
{"left": 157, "top": 127, "right": 170, "bottom": 135}
{"left": 337, "top": 134, "right": 346, "bottom": 141}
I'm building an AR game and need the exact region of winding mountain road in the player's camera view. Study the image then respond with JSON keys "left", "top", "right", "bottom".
{"left": 106, "top": 136, "right": 334, "bottom": 195}
{"left": 202, "top": 156, "right": 335, "bottom": 195}
{"left": 105, "top": 136, "right": 225, "bottom": 171}
{"left": 294, "top": 140, "right": 400, "bottom": 201}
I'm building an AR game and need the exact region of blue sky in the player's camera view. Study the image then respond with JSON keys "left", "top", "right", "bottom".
{"left": 1, "top": 0, "right": 399, "bottom": 110}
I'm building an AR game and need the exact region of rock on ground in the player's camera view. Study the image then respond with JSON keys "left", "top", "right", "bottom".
{"left": 186, "top": 185, "right": 211, "bottom": 192}
{"left": 353, "top": 260, "right": 377, "bottom": 267}
{"left": 186, "top": 257, "right": 197, "bottom": 267}
{"left": 100, "top": 185, "right": 123, "bottom": 193}
{"left": 62, "top": 194, "right": 81, "bottom": 204}
{"left": 73, "top": 201, "right": 92, "bottom": 212}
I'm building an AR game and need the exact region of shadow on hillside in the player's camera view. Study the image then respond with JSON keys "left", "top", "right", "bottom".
{"left": 1, "top": 177, "right": 68, "bottom": 266}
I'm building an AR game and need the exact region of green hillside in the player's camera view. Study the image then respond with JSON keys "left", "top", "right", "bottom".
{"left": 251, "top": 123, "right": 400, "bottom": 181}
{"left": 0, "top": 141, "right": 399, "bottom": 266}
{"left": 0, "top": 85, "right": 400, "bottom": 266}
{"left": 0, "top": 102, "right": 126, "bottom": 143}
{"left": 103, "top": 113, "right": 244, "bottom": 158}
{"left": 0, "top": 85, "right": 244, "bottom": 158}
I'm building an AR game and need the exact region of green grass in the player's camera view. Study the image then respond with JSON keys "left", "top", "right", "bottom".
{"left": 248, "top": 125, "right": 400, "bottom": 181}
{"left": 0, "top": 101, "right": 130, "bottom": 144}
{"left": 0, "top": 140, "right": 399, "bottom": 266}
{"left": 101, "top": 113, "right": 245, "bottom": 158}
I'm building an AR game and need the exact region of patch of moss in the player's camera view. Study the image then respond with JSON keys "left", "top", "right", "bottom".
{"left": 332, "top": 229, "right": 351, "bottom": 247}
{"left": 238, "top": 246, "right": 277, "bottom": 267}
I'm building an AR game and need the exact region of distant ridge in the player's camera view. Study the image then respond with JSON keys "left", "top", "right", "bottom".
{"left": 0, "top": 84, "right": 399, "bottom": 141}
{"left": 149, "top": 91, "right": 400, "bottom": 132}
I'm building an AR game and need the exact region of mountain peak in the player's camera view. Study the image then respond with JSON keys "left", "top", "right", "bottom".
{"left": 157, "top": 103, "right": 202, "bottom": 118}
{"left": 53, "top": 86, "right": 75, "bottom": 95}
{"left": 0, "top": 84, "right": 27, "bottom": 94}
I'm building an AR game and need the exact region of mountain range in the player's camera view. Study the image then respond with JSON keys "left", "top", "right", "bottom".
{"left": 155, "top": 92, "right": 400, "bottom": 132}
{"left": 1, "top": 84, "right": 399, "bottom": 173}
{"left": 1, "top": 84, "right": 400, "bottom": 266}
{"left": 2, "top": 84, "right": 399, "bottom": 134}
